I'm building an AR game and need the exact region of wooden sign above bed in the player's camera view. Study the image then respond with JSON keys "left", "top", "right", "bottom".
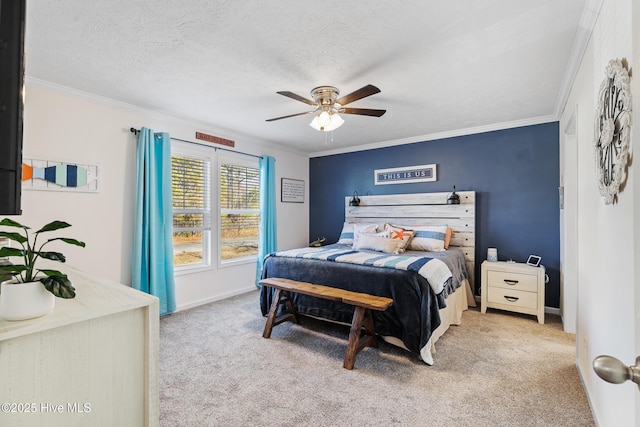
{"left": 344, "top": 191, "right": 476, "bottom": 286}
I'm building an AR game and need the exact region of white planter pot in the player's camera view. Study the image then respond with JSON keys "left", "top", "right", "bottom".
{"left": 0, "top": 280, "right": 55, "bottom": 321}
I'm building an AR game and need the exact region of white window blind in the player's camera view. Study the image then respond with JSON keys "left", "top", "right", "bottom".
{"left": 172, "top": 155, "right": 211, "bottom": 268}
{"left": 219, "top": 163, "right": 260, "bottom": 261}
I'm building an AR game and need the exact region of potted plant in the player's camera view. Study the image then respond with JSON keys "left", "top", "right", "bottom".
{"left": 0, "top": 218, "right": 85, "bottom": 321}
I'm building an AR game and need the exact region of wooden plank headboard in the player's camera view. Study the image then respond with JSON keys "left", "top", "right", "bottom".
{"left": 344, "top": 191, "right": 476, "bottom": 286}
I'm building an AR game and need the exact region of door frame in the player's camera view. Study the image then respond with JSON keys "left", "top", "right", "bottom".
{"left": 560, "top": 106, "right": 578, "bottom": 335}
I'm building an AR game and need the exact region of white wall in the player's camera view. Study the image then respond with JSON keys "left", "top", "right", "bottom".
{"left": 559, "top": 0, "right": 638, "bottom": 424}
{"left": 632, "top": 0, "right": 640, "bottom": 421}
{"left": 18, "top": 81, "right": 309, "bottom": 310}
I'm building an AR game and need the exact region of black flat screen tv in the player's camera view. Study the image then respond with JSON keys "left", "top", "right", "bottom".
{"left": 0, "top": 0, "right": 26, "bottom": 215}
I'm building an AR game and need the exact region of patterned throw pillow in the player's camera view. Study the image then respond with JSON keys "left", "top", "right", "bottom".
{"left": 383, "top": 223, "right": 415, "bottom": 252}
{"left": 353, "top": 234, "right": 404, "bottom": 254}
{"left": 407, "top": 225, "right": 448, "bottom": 251}
{"left": 337, "top": 223, "right": 377, "bottom": 245}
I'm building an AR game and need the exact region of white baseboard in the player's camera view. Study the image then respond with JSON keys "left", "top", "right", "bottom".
{"left": 174, "top": 286, "right": 258, "bottom": 313}
{"left": 545, "top": 306, "right": 560, "bottom": 316}
{"left": 576, "top": 359, "right": 599, "bottom": 426}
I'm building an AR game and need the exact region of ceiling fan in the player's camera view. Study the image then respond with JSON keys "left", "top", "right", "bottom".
{"left": 266, "top": 84, "right": 386, "bottom": 132}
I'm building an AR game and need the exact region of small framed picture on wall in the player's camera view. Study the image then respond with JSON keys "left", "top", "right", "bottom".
{"left": 281, "top": 178, "right": 304, "bottom": 203}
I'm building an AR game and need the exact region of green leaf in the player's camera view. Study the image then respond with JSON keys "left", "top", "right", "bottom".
{"left": 0, "top": 231, "right": 28, "bottom": 244}
{"left": 0, "top": 247, "right": 25, "bottom": 257}
{"left": 45, "top": 237, "right": 86, "bottom": 248}
{"left": 40, "top": 276, "right": 76, "bottom": 299}
{"left": 35, "top": 221, "right": 71, "bottom": 234}
{"left": 0, "top": 218, "right": 29, "bottom": 229}
{"left": 37, "top": 251, "right": 66, "bottom": 262}
{"left": 39, "top": 269, "right": 67, "bottom": 278}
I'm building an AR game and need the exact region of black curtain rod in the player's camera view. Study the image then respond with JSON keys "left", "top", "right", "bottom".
{"left": 130, "top": 128, "right": 263, "bottom": 159}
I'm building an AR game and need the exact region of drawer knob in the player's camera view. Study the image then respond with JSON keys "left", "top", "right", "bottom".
{"left": 504, "top": 279, "right": 519, "bottom": 285}
{"left": 504, "top": 296, "right": 519, "bottom": 302}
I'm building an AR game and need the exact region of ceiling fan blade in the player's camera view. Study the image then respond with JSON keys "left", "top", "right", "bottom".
{"left": 336, "top": 84, "right": 381, "bottom": 106}
{"left": 265, "top": 111, "right": 314, "bottom": 122}
{"left": 276, "top": 91, "right": 316, "bottom": 106}
{"left": 340, "top": 107, "right": 386, "bottom": 117}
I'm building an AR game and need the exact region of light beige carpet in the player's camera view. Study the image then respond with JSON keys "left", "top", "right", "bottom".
{"left": 159, "top": 290, "right": 594, "bottom": 426}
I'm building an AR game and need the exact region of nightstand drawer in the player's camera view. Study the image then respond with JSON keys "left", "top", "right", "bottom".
{"left": 487, "top": 287, "right": 537, "bottom": 310}
{"left": 487, "top": 270, "right": 537, "bottom": 292}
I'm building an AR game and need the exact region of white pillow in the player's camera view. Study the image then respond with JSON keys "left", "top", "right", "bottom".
{"left": 353, "top": 234, "right": 404, "bottom": 254}
{"left": 406, "top": 225, "right": 448, "bottom": 251}
{"left": 353, "top": 225, "right": 385, "bottom": 246}
{"left": 337, "top": 222, "right": 377, "bottom": 245}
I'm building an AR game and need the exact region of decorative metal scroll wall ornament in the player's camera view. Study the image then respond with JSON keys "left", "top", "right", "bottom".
{"left": 593, "top": 59, "right": 632, "bottom": 205}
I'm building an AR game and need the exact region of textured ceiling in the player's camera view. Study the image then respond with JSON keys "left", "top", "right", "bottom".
{"left": 25, "top": 0, "right": 593, "bottom": 155}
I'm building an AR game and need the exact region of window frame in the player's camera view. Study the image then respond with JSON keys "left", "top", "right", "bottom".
{"left": 170, "top": 141, "right": 260, "bottom": 275}
{"left": 171, "top": 141, "right": 217, "bottom": 275}
{"left": 216, "top": 151, "right": 260, "bottom": 268}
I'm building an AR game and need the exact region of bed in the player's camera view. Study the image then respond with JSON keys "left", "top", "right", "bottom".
{"left": 260, "top": 191, "right": 476, "bottom": 365}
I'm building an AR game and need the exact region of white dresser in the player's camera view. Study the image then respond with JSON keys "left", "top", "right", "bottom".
{"left": 0, "top": 265, "right": 159, "bottom": 427}
{"left": 480, "top": 260, "right": 545, "bottom": 324}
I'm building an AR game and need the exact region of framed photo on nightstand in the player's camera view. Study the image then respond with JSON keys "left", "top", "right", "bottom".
{"left": 526, "top": 255, "right": 541, "bottom": 267}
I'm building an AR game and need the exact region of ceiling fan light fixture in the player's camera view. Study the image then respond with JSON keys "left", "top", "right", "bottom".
{"left": 309, "top": 111, "right": 344, "bottom": 132}
{"left": 318, "top": 111, "right": 332, "bottom": 127}
{"left": 309, "top": 115, "right": 322, "bottom": 131}
{"left": 327, "top": 113, "right": 344, "bottom": 131}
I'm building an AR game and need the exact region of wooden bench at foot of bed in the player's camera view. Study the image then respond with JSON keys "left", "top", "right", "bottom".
{"left": 259, "top": 277, "right": 394, "bottom": 370}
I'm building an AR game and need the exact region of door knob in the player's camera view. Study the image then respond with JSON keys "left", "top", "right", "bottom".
{"left": 593, "top": 355, "right": 640, "bottom": 389}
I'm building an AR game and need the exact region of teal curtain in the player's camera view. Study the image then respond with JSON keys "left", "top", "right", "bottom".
{"left": 132, "top": 127, "right": 176, "bottom": 315}
{"left": 256, "top": 155, "right": 277, "bottom": 287}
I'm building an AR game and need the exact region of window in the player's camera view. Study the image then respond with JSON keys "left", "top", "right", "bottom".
{"left": 219, "top": 160, "right": 260, "bottom": 262}
{"left": 171, "top": 142, "right": 260, "bottom": 271}
{"left": 172, "top": 154, "right": 211, "bottom": 268}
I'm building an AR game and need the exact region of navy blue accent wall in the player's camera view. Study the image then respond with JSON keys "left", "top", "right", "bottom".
{"left": 309, "top": 122, "right": 560, "bottom": 308}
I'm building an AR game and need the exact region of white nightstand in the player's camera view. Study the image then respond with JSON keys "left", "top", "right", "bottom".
{"left": 481, "top": 260, "right": 546, "bottom": 324}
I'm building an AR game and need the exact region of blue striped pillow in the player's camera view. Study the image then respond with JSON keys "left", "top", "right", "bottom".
{"left": 407, "top": 225, "right": 448, "bottom": 251}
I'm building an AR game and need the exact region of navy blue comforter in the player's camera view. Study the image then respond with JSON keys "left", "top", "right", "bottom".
{"left": 259, "top": 244, "right": 468, "bottom": 357}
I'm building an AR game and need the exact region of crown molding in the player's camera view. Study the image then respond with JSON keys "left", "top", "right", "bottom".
{"left": 309, "top": 114, "right": 557, "bottom": 158}
{"left": 553, "top": 0, "right": 603, "bottom": 118}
